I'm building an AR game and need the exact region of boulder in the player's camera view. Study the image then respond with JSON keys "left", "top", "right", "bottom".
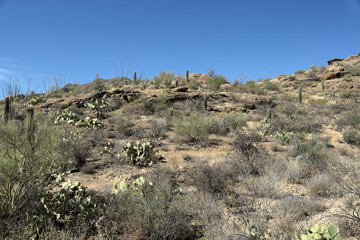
{"left": 324, "top": 71, "right": 345, "bottom": 80}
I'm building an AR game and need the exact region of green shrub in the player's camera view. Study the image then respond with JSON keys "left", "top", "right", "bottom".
{"left": 0, "top": 115, "right": 83, "bottom": 224}
{"left": 343, "top": 128, "right": 360, "bottom": 146}
{"left": 291, "top": 135, "right": 328, "bottom": 170}
{"left": 337, "top": 110, "right": 360, "bottom": 129}
{"left": 173, "top": 113, "right": 214, "bottom": 143}
{"left": 224, "top": 111, "right": 247, "bottom": 133}
{"left": 262, "top": 80, "right": 280, "bottom": 91}
{"left": 207, "top": 74, "right": 227, "bottom": 91}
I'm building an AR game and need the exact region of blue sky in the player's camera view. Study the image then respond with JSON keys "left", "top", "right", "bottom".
{"left": 0, "top": 0, "right": 360, "bottom": 93}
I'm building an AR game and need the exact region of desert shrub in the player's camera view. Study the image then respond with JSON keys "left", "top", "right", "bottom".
{"left": 173, "top": 98, "right": 203, "bottom": 114}
{"left": 207, "top": 74, "right": 227, "bottom": 91}
{"left": 295, "top": 69, "right": 306, "bottom": 75}
{"left": 112, "top": 169, "right": 194, "bottom": 240}
{"left": 307, "top": 172, "right": 335, "bottom": 197}
{"left": 232, "top": 133, "right": 268, "bottom": 175}
{"left": 337, "top": 110, "right": 360, "bottom": 129}
{"left": 149, "top": 117, "right": 169, "bottom": 139}
{"left": 306, "top": 70, "right": 321, "bottom": 81}
{"left": 262, "top": 80, "right": 280, "bottom": 91}
{"left": 290, "top": 135, "right": 328, "bottom": 171}
{"left": 277, "top": 195, "right": 325, "bottom": 222}
{"left": 343, "top": 63, "right": 360, "bottom": 76}
{"left": 223, "top": 111, "right": 247, "bottom": 133}
{"left": 247, "top": 171, "right": 281, "bottom": 198}
{"left": 187, "top": 160, "right": 237, "bottom": 196}
{"left": 342, "top": 128, "right": 360, "bottom": 146}
{"left": 240, "top": 80, "right": 266, "bottom": 95}
{"left": 110, "top": 115, "right": 135, "bottom": 137}
{"left": 271, "top": 113, "right": 323, "bottom": 134}
{"left": 173, "top": 112, "right": 214, "bottom": 143}
{"left": 0, "top": 114, "right": 90, "bottom": 235}
{"left": 187, "top": 77, "right": 201, "bottom": 90}
{"left": 56, "top": 130, "right": 90, "bottom": 170}
{"left": 157, "top": 71, "right": 174, "bottom": 88}
{"left": 207, "top": 118, "right": 228, "bottom": 135}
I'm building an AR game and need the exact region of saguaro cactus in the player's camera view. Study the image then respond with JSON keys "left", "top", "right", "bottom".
{"left": 267, "top": 108, "right": 272, "bottom": 121}
{"left": 299, "top": 87, "right": 302, "bottom": 104}
{"left": 186, "top": 70, "right": 189, "bottom": 82}
{"left": 321, "top": 79, "right": 324, "bottom": 92}
{"left": 133, "top": 71, "right": 137, "bottom": 82}
{"left": 4, "top": 96, "right": 10, "bottom": 123}
{"left": 204, "top": 94, "right": 208, "bottom": 111}
{"left": 175, "top": 79, "right": 178, "bottom": 88}
{"left": 26, "top": 108, "right": 35, "bottom": 152}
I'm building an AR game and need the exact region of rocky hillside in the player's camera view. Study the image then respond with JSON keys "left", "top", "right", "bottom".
{"left": 1, "top": 54, "right": 360, "bottom": 239}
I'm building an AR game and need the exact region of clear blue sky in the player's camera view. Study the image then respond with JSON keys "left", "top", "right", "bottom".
{"left": 0, "top": 0, "right": 360, "bottom": 93}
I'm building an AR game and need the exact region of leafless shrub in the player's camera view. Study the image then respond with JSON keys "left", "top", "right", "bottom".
{"left": 187, "top": 159, "right": 237, "bottom": 196}
{"left": 307, "top": 172, "right": 335, "bottom": 197}
{"left": 247, "top": 171, "right": 282, "bottom": 198}
{"left": 232, "top": 133, "right": 269, "bottom": 176}
{"left": 149, "top": 117, "right": 169, "bottom": 139}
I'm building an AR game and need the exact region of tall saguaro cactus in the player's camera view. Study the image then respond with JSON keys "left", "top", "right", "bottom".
{"left": 299, "top": 87, "right": 302, "bottom": 104}
{"left": 321, "top": 80, "right": 324, "bottom": 92}
{"left": 133, "top": 71, "right": 137, "bottom": 82}
{"left": 4, "top": 96, "right": 10, "bottom": 123}
{"left": 204, "top": 94, "right": 208, "bottom": 111}
{"left": 186, "top": 70, "right": 189, "bottom": 82}
{"left": 26, "top": 108, "right": 35, "bottom": 153}
{"left": 267, "top": 108, "right": 272, "bottom": 121}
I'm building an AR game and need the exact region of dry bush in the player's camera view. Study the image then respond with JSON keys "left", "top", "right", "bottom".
{"left": 149, "top": 117, "right": 169, "bottom": 139}
{"left": 247, "top": 171, "right": 282, "bottom": 198}
{"left": 306, "top": 172, "right": 335, "bottom": 197}
{"left": 110, "top": 115, "right": 135, "bottom": 137}
{"left": 231, "top": 133, "right": 270, "bottom": 176}
{"left": 275, "top": 194, "right": 325, "bottom": 234}
{"left": 187, "top": 159, "right": 237, "bottom": 197}
{"left": 172, "top": 98, "right": 203, "bottom": 114}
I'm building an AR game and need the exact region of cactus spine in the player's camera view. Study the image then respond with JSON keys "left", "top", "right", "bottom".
{"left": 26, "top": 108, "right": 35, "bottom": 153}
{"left": 133, "top": 71, "right": 137, "bottom": 82}
{"left": 204, "top": 94, "right": 208, "bottom": 111}
{"left": 321, "top": 79, "right": 324, "bottom": 91}
{"left": 186, "top": 70, "right": 189, "bottom": 82}
{"left": 299, "top": 87, "right": 302, "bottom": 104}
{"left": 4, "top": 96, "right": 10, "bottom": 123}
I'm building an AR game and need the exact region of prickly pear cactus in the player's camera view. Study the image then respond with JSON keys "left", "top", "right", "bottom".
{"left": 122, "top": 141, "right": 156, "bottom": 167}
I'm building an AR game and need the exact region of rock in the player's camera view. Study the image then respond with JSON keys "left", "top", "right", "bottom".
{"left": 324, "top": 71, "right": 344, "bottom": 80}
{"left": 173, "top": 87, "right": 188, "bottom": 92}
{"left": 327, "top": 58, "right": 344, "bottom": 66}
